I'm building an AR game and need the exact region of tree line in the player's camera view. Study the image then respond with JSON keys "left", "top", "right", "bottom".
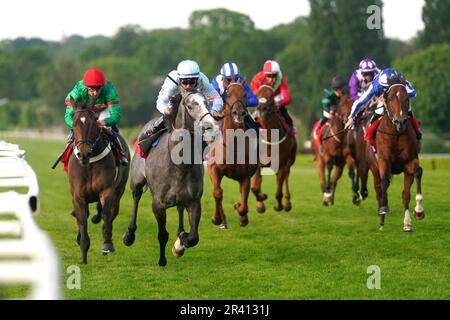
{"left": 0, "top": 0, "right": 448, "bottom": 139}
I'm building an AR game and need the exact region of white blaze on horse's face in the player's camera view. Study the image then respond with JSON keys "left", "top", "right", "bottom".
{"left": 80, "top": 117, "right": 86, "bottom": 125}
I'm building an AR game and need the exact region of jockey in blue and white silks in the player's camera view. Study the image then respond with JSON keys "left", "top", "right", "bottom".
{"left": 212, "top": 62, "right": 259, "bottom": 132}
{"left": 212, "top": 62, "right": 258, "bottom": 107}
{"left": 348, "top": 68, "right": 416, "bottom": 120}
{"left": 345, "top": 68, "right": 421, "bottom": 144}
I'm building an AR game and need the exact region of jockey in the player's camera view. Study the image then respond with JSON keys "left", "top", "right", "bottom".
{"left": 64, "top": 67, "right": 128, "bottom": 165}
{"left": 250, "top": 60, "right": 294, "bottom": 130}
{"left": 349, "top": 58, "right": 380, "bottom": 102}
{"left": 314, "top": 76, "right": 347, "bottom": 151}
{"left": 344, "top": 68, "right": 422, "bottom": 145}
{"left": 212, "top": 62, "right": 259, "bottom": 131}
{"left": 139, "top": 60, "right": 223, "bottom": 146}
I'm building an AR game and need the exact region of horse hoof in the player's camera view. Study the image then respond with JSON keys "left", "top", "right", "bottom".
{"left": 403, "top": 224, "right": 413, "bottom": 232}
{"left": 414, "top": 210, "right": 425, "bottom": 220}
{"left": 378, "top": 206, "right": 389, "bottom": 215}
{"left": 102, "top": 243, "right": 115, "bottom": 254}
{"left": 323, "top": 201, "right": 329, "bottom": 207}
{"left": 239, "top": 217, "right": 249, "bottom": 227}
{"left": 284, "top": 204, "right": 292, "bottom": 212}
{"left": 379, "top": 225, "right": 384, "bottom": 231}
{"left": 122, "top": 232, "right": 135, "bottom": 246}
{"left": 257, "top": 206, "right": 266, "bottom": 214}
{"left": 91, "top": 214, "right": 101, "bottom": 224}
{"left": 273, "top": 205, "right": 283, "bottom": 212}
{"left": 172, "top": 245, "right": 185, "bottom": 257}
{"left": 211, "top": 216, "right": 222, "bottom": 226}
{"left": 158, "top": 258, "right": 167, "bottom": 267}
{"left": 218, "top": 223, "right": 228, "bottom": 229}
{"left": 352, "top": 196, "right": 362, "bottom": 206}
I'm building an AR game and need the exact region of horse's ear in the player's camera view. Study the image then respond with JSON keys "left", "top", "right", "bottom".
{"left": 223, "top": 76, "right": 230, "bottom": 86}
{"left": 241, "top": 77, "right": 247, "bottom": 85}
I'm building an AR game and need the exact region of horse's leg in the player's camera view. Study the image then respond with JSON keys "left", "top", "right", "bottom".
{"left": 413, "top": 165, "right": 425, "bottom": 220}
{"left": 329, "top": 161, "right": 344, "bottom": 205}
{"left": 283, "top": 167, "right": 292, "bottom": 212}
{"left": 369, "top": 159, "right": 384, "bottom": 230}
{"left": 73, "top": 198, "right": 90, "bottom": 264}
{"left": 377, "top": 160, "right": 391, "bottom": 230}
{"left": 177, "top": 206, "right": 185, "bottom": 236}
{"left": 323, "top": 158, "right": 334, "bottom": 205}
{"left": 153, "top": 204, "right": 169, "bottom": 266}
{"left": 360, "top": 160, "right": 369, "bottom": 200}
{"left": 274, "top": 168, "right": 286, "bottom": 211}
{"left": 234, "top": 177, "right": 250, "bottom": 227}
{"left": 402, "top": 164, "right": 415, "bottom": 232}
{"left": 173, "top": 200, "right": 201, "bottom": 257}
{"left": 100, "top": 189, "right": 115, "bottom": 254}
{"left": 91, "top": 202, "right": 102, "bottom": 224}
{"left": 251, "top": 166, "right": 267, "bottom": 213}
{"left": 123, "top": 182, "right": 145, "bottom": 247}
{"left": 347, "top": 158, "right": 361, "bottom": 205}
{"left": 315, "top": 156, "right": 327, "bottom": 205}
{"left": 209, "top": 167, "right": 227, "bottom": 228}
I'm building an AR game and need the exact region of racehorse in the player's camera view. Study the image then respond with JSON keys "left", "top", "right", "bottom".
{"left": 251, "top": 85, "right": 297, "bottom": 213}
{"left": 366, "top": 81, "right": 425, "bottom": 231}
{"left": 208, "top": 78, "right": 258, "bottom": 228}
{"left": 68, "top": 98, "right": 130, "bottom": 264}
{"left": 311, "top": 95, "right": 358, "bottom": 205}
{"left": 123, "top": 88, "right": 217, "bottom": 266}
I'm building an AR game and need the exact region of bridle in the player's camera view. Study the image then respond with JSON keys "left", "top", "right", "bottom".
{"left": 73, "top": 109, "right": 102, "bottom": 155}
{"left": 378, "top": 83, "right": 409, "bottom": 136}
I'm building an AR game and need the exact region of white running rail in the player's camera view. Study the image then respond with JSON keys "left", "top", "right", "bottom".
{"left": 0, "top": 140, "right": 60, "bottom": 299}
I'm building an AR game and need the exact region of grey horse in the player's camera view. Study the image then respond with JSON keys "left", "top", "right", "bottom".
{"left": 123, "top": 88, "right": 218, "bottom": 266}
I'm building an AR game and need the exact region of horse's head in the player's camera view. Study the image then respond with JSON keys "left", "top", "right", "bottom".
{"left": 177, "top": 87, "right": 218, "bottom": 143}
{"left": 256, "top": 85, "right": 276, "bottom": 119}
{"left": 70, "top": 97, "right": 101, "bottom": 166}
{"left": 383, "top": 80, "right": 409, "bottom": 133}
{"left": 337, "top": 95, "right": 352, "bottom": 121}
{"left": 223, "top": 77, "right": 247, "bottom": 127}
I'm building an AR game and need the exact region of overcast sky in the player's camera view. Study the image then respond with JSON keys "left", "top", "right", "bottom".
{"left": 0, "top": 0, "right": 425, "bottom": 42}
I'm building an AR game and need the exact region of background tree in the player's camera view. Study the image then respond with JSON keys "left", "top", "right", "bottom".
{"left": 421, "top": 0, "right": 450, "bottom": 47}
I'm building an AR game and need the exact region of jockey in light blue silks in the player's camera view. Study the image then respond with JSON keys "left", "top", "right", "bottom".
{"left": 212, "top": 62, "right": 259, "bottom": 131}
{"left": 139, "top": 60, "right": 223, "bottom": 147}
{"left": 344, "top": 68, "right": 422, "bottom": 146}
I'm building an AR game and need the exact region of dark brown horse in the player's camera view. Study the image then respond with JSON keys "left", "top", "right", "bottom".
{"left": 251, "top": 85, "right": 297, "bottom": 213}
{"left": 68, "top": 98, "right": 130, "bottom": 264}
{"left": 311, "top": 95, "right": 358, "bottom": 205}
{"left": 208, "top": 79, "right": 258, "bottom": 228}
{"left": 366, "top": 82, "right": 424, "bottom": 231}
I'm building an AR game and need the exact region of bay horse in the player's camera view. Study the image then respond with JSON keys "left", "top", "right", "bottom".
{"left": 311, "top": 95, "right": 358, "bottom": 205}
{"left": 208, "top": 78, "right": 258, "bottom": 228}
{"left": 251, "top": 85, "right": 297, "bottom": 213}
{"left": 367, "top": 82, "right": 425, "bottom": 231}
{"left": 123, "top": 88, "right": 217, "bottom": 266}
{"left": 68, "top": 98, "right": 130, "bottom": 264}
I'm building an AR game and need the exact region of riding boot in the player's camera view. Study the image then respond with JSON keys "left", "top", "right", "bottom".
{"left": 278, "top": 106, "right": 294, "bottom": 128}
{"left": 115, "top": 136, "right": 128, "bottom": 166}
{"left": 365, "top": 113, "right": 382, "bottom": 146}
{"left": 316, "top": 116, "right": 328, "bottom": 135}
{"left": 407, "top": 110, "right": 422, "bottom": 140}
{"left": 138, "top": 116, "right": 168, "bottom": 155}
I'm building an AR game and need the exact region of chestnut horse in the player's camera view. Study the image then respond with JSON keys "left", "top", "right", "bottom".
{"left": 251, "top": 85, "right": 297, "bottom": 213}
{"left": 367, "top": 82, "right": 424, "bottom": 231}
{"left": 208, "top": 78, "right": 258, "bottom": 228}
{"left": 68, "top": 98, "right": 130, "bottom": 264}
{"left": 311, "top": 95, "right": 358, "bottom": 205}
